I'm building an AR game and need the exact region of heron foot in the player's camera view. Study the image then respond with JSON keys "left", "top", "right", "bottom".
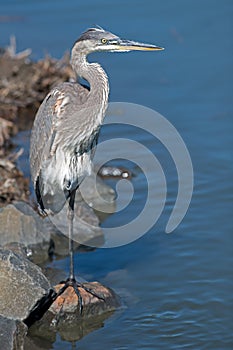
{"left": 56, "top": 278, "right": 105, "bottom": 313}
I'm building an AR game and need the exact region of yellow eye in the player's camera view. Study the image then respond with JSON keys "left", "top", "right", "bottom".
{"left": 101, "top": 38, "right": 108, "bottom": 44}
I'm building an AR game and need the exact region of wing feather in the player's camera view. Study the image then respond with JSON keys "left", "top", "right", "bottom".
{"left": 30, "top": 90, "right": 57, "bottom": 186}
{"left": 29, "top": 82, "right": 89, "bottom": 187}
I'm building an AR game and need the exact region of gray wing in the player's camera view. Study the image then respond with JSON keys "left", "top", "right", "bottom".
{"left": 30, "top": 92, "right": 54, "bottom": 186}
{"left": 29, "top": 82, "right": 89, "bottom": 188}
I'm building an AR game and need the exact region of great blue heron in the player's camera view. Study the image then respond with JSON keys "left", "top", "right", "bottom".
{"left": 30, "top": 27, "right": 163, "bottom": 310}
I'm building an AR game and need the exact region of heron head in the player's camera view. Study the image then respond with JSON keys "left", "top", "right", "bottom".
{"left": 73, "top": 27, "right": 164, "bottom": 55}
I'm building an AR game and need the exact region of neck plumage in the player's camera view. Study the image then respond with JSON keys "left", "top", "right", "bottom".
{"left": 71, "top": 51, "right": 109, "bottom": 127}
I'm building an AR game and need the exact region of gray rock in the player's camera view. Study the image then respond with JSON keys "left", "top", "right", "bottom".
{"left": 0, "top": 201, "right": 53, "bottom": 263}
{"left": 49, "top": 200, "right": 104, "bottom": 253}
{"left": 0, "top": 247, "right": 51, "bottom": 321}
{"left": 0, "top": 315, "right": 27, "bottom": 350}
{"left": 75, "top": 200, "right": 100, "bottom": 227}
{"left": 76, "top": 172, "right": 116, "bottom": 216}
{"left": 2, "top": 242, "right": 29, "bottom": 259}
{"left": 0, "top": 175, "right": 115, "bottom": 261}
{"left": 0, "top": 201, "right": 51, "bottom": 247}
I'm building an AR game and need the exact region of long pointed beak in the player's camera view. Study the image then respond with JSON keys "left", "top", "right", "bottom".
{"left": 114, "top": 39, "right": 164, "bottom": 52}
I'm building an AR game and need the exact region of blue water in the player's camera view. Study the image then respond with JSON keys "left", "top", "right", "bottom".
{"left": 2, "top": 0, "right": 233, "bottom": 349}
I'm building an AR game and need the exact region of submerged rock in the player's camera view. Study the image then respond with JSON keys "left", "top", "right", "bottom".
{"left": 97, "top": 165, "right": 132, "bottom": 179}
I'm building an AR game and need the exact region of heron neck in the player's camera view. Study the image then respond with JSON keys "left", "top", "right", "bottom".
{"left": 71, "top": 53, "right": 109, "bottom": 124}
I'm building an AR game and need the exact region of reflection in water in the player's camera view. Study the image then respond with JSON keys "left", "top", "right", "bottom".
{"left": 26, "top": 310, "right": 115, "bottom": 348}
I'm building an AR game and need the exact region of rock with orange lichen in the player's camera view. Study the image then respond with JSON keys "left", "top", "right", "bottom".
{"left": 27, "top": 281, "right": 121, "bottom": 344}
{"left": 50, "top": 281, "right": 120, "bottom": 319}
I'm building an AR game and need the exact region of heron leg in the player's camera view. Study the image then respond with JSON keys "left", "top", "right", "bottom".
{"left": 68, "top": 189, "right": 76, "bottom": 280}
{"left": 55, "top": 189, "right": 105, "bottom": 313}
{"left": 56, "top": 190, "right": 83, "bottom": 311}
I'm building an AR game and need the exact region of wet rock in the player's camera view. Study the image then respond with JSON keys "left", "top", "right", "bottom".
{"left": 0, "top": 315, "right": 27, "bottom": 350}
{"left": 27, "top": 281, "right": 120, "bottom": 343}
{"left": 51, "top": 282, "right": 120, "bottom": 317}
{"left": 97, "top": 165, "right": 132, "bottom": 179}
{"left": 0, "top": 201, "right": 52, "bottom": 263}
{"left": 0, "top": 247, "right": 51, "bottom": 321}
